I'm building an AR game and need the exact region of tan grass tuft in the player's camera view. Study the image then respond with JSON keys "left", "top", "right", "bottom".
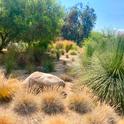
{"left": 40, "top": 89, "right": 65, "bottom": 115}
{"left": 0, "top": 74, "right": 20, "bottom": 104}
{"left": 83, "top": 113, "right": 108, "bottom": 124}
{"left": 13, "top": 89, "right": 40, "bottom": 116}
{"left": 93, "top": 103, "right": 119, "bottom": 124}
{"left": 67, "top": 93, "right": 93, "bottom": 114}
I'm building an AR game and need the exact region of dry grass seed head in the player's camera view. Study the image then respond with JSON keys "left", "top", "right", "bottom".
{"left": 41, "top": 89, "right": 65, "bottom": 115}
{"left": 67, "top": 93, "right": 93, "bottom": 114}
{"left": 13, "top": 89, "right": 40, "bottom": 116}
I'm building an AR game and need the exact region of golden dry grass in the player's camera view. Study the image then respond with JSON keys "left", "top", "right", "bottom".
{"left": 43, "top": 116, "right": 69, "bottom": 124}
{"left": 0, "top": 72, "right": 122, "bottom": 124}
{"left": 0, "top": 73, "right": 20, "bottom": 103}
{"left": 0, "top": 113, "right": 16, "bottom": 124}
{"left": 12, "top": 88, "right": 40, "bottom": 116}
{"left": 93, "top": 103, "right": 119, "bottom": 124}
{"left": 118, "top": 119, "right": 124, "bottom": 124}
{"left": 40, "top": 89, "right": 65, "bottom": 115}
{"left": 67, "top": 92, "right": 93, "bottom": 114}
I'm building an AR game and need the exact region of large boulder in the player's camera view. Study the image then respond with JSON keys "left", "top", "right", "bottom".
{"left": 23, "top": 72, "right": 65, "bottom": 88}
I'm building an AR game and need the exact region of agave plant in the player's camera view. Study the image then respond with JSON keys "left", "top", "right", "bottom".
{"left": 81, "top": 36, "right": 124, "bottom": 114}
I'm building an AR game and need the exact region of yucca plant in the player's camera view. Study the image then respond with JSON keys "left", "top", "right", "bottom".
{"left": 81, "top": 35, "right": 124, "bottom": 114}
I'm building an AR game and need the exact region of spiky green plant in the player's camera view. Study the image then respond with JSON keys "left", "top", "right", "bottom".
{"left": 81, "top": 36, "right": 124, "bottom": 114}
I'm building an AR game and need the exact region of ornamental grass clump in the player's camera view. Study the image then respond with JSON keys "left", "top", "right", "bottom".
{"left": 81, "top": 35, "right": 124, "bottom": 114}
{"left": 0, "top": 74, "right": 20, "bottom": 104}
{"left": 94, "top": 103, "right": 119, "bottom": 124}
{"left": 13, "top": 90, "right": 40, "bottom": 116}
{"left": 67, "top": 93, "right": 93, "bottom": 114}
{"left": 83, "top": 103, "right": 119, "bottom": 124}
{"left": 40, "top": 90, "right": 65, "bottom": 115}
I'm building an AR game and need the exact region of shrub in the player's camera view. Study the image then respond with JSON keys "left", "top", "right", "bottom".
{"left": 40, "top": 90, "right": 65, "bottom": 115}
{"left": 63, "top": 40, "right": 76, "bottom": 53}
{"left": 4, "top": 51, "right": 17, "bottom": 74}
{"left": 69, "top": 50, "right": 77, "bottom": 55}
{"left": 16, "top": 53, "right": 27, "bottom": 69}
{"left": 82, "top": 31, "right": 113, "bottom": 66}
{"left": 42, "top": 60, "right": 55, "bottom": 73}
{"left": 81, "top": 35, "right": 124, "bottom": 114}
{"left": 48, "top": 40, "right": 78, "bottom": 55}
{"left": 67, "top": 93, "right": 93, "bottom": 114}
{"left": 26, "top": 44, "right": 45, "bottom": 64}
{"left": 25, "top": 62, "right": 35, "bottom": 73}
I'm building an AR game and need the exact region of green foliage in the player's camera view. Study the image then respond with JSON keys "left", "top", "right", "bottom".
{"left": 25, "top": 62, "right": 35, "bottom": 73}
{"left": 82, "top": 31, "right": 114, "bottom": 66}
{"left": 0, "top": 0, "right": 64, "bottom": 51}
{"left": 42, "top": 60, "right": 55, "bottom": 73}
{"left": 48, "top": 40, "right": 78, "bottom": 60}
{"left": 0, "top": 0, "right": 27, "bottom": 50}
{"left": 4, "top": 50, "right": 17, "bottom": 74}
{"left": 27, "top": 42, "right": 46, "bottom": 64}
{"left": 69, "top": 50, "right": 77, "bottom": 55}
{"left": 81, "top": 35, "right": 124, "bottom": 114}
{"left": 61, "top": 3, "right": 96, "bottom": 44}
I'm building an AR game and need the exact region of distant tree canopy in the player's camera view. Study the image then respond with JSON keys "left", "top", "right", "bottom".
{"left": 61, "top": 3, "right": 97, "bottom": 45}
{"left": 0, "top": 0, "right": 64, "bottom": 51}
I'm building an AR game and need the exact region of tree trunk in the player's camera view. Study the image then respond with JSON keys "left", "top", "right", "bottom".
{"left": 0, "top": 32, "right": 9, "bottom": 53}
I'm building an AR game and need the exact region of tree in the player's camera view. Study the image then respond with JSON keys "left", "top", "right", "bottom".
{"left": 22, "top": 0, "right": 64, "bottom": 48}
{"left": 0, "top": 0, "right": 27, "bottom": 51}
{"left": 61, "top": 3, "right": 96, "bottom": 45}
{"left": 0, "top": 0, "right": 64, "bottom": 51}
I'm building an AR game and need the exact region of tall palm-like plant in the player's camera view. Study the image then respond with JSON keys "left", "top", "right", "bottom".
{"left": 81, "top": 36, "right": 124, "bottom": 114}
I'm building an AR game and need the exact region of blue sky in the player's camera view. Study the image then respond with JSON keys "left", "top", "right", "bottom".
{"left": 59, "top": 0, "right": 124, "bottom": 31}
